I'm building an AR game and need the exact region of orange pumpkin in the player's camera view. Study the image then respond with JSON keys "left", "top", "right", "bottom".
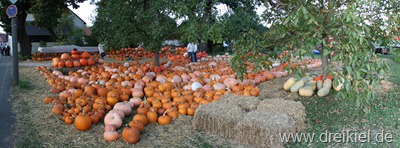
{"left": 57, "top": 61, "right": 65, "bottom": 68}
{"left": 65, "top": 60, "right": 73, "bottom": 68}
{"left": 81, "top": 52, "right": 91, "bottom": 59}
{"left": 74, "top": 110, "right": 93, "bottom": 131}
{"left": 80, "top": 58, "right": 88, "bottom": 66}
{"left": 51, "top": 58, "right": 61, "bottom": 68}
{"left": 73, "top": 61, "right": 81, "bottom": 67}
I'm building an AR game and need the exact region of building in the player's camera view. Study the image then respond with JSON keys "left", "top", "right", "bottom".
{"left": 16, "top": 9, "right": 88, "bottom": 53}
{"left": 0, "top": 33, "right": 8, "bottom": 48}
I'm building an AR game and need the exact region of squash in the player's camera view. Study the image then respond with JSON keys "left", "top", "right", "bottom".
{"left": 323, "top": 79, "right": 332, "bottom": 89}
{"left": 317, "top": 86, "right": 330, "bottom": 97}
{"left": 299, "top": 87, "right": 314, "bottom": 97}
{"left": 283, "top": 77, "right": 297, "bottom": 91}
{"left": 290, "top": 80, "right": 305, "bottom": 93}
{"left": 333, "top": 77, "right": 344, "bottom": 91}
{"left": 300, "top": 76, "right": 313, "bottom": 84}
{"left": 316, "top": 80, "right": 323, "bottom": 90}
{"left": 305, "top": 81, "right": 317, "bottom": 91}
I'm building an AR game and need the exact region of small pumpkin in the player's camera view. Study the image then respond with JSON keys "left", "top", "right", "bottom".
{"left": 158, "top": 110, "right": 171, "bottom": 125}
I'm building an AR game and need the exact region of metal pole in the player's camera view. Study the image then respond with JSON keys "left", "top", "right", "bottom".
{"left": 11, "top": 16, "right": 19, "bottom": 85}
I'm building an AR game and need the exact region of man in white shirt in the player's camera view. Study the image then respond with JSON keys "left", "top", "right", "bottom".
{"left": 98, "top": 43, "right": 105, "bottom": 59}
{"left": 187, "top": 42, "right": 197, "bottom": 62}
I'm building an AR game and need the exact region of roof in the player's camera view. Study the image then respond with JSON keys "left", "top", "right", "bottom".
{"left": 25, "top": 24, "right": 52, "bottom": 36}
{"left": 0, "top": 33, "right": 8, "bottom": 42}
{"left": 68, "top": 9, "right": 87, "bottom": 25}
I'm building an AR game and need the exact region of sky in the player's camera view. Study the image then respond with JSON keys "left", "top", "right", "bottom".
{"left": 1, "top": 2, "right": 266, "bottom": 33}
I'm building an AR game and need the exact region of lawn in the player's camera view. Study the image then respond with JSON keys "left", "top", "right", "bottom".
{"left": 10, "top": 55, "right": 400, "bottom": 147}
{"left": 287, "top": 54, "right": 400, "bottom": 147}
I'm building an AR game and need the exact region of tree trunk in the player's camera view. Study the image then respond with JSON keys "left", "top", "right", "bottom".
{"left": 154, "top": 50, "right": 160, "bottom": 66}
{"left": 17, "top": 12, "right": 31, "bottom": 57}
{"left": 320, "top": 43, "right": 329, "bottom": 77}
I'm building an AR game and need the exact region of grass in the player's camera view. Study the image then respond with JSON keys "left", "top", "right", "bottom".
{"left": 10, "top": 55, "right": 400, "bottom": 147}
{"left": 286, "top": 54, "right": 400, "bottom": 147}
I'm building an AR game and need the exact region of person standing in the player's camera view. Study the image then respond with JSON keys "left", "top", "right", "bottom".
{"left": 186, "top": 42, "right": 197, "bottom": 62}
{"left": 6, "top": 45, "right": 10, "bottom": 56}
{"left": 98, "top": 43, "right": 105, "bottom": 59}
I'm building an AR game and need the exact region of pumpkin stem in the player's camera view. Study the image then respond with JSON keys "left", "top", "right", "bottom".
{"left": 163, "top": 110, "right": 168, "bottom": 116}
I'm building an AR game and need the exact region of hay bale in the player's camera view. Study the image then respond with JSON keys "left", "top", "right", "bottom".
{"left": 193, "top": 102, "right": 246, "bottom": 139}
{"left": 257, "top": 98, "right": 306, "bottom": 131}
{"left": 194, "top": 99, "right": 297, "bottom": 148}
{"left": 218, "top": 94, "right": 260, "bottom": 111}
{"left": 234, "top": 110, "right": 296, "bottom": 148}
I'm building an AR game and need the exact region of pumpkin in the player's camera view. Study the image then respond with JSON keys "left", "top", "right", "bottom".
{"left": 87, "top": 58, "right": 95, "bottom": 66}
{"left": 133, "top": 113, "right": 148, "bottom": 126}
{"left": 74, "top": 110, "right": 93, "bottom": 131}
{"left": 146, "top": 108, "right": 158, "bottom": 123}
{"left": 73, "top": 61, "right": 81, "bottom": 67}
{"left": 57, "top": 61, "right": 65, "bottom": 68}
{"left": 104, "top": 129, "right": 119, "bottom": 142}
{"left": 60, "top": 53, "right": 70, "bottom": 60}
{"left": 51, "top": 58, "right": 61, "bottom": 68}
{"left": 80, "top": 58, "right": 88, "bottom": 66}
{"left": 128, "top": 120, "right": 144, "bottom": 132}
{"left": 114, "top": 102, "right": 132, "bottom": 116}
{"left": 71, "top": 48, "right": 79, "bottom": 54}
{"left": 104, "top": 112, "right": 123, "bottom": 129}
{"left": 71, "top": 54, "right": 80, "bottom": 60}
{"left": 81, "top": 52, "right": 91, "bottom": 59}
{"left": 122, "top": 125, "right": 141, "bottom": 144}
{"left": 158, "top": 110, "right": 171, "bottom": 125}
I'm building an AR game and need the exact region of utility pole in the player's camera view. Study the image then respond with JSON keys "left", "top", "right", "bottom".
{"left": 11, "top": 16, "right": 19, "bottom": 85}
{"left": 6, "top": 3, "right": 19, "bottom": 85}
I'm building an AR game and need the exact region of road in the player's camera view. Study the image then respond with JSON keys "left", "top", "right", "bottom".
{"left": 0, "top": 56, "right": 15, "bottom": 148}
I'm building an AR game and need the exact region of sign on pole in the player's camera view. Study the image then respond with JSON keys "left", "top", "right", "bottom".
{"left": 6, "top": 5, "right": 17, "bottom": 18}
{"left": 9, "top": 0, "right": 18, "bottom": 4}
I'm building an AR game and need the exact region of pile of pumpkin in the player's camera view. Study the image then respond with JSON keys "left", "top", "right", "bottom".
{"left": 51, "top": 49, "right": 100, "bottom": 68}
{"left": 35, "top": 52, "right": 326, "bottom": 144}
{"left": 283, "top": 74, "right": 342, "bottom": 97}
{"left": 34, "top": 59, "right": 269, "bottom": 143}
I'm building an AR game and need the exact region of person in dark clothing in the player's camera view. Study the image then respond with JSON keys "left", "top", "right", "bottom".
{"left": 0, "top": 47, "right": 4, "bottom": 56}
{"left": 6, "top": 46, "right": 10, "bottom": 56}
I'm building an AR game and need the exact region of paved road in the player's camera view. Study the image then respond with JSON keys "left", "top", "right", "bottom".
{"left": 0, "top": 56, "right": 14, "bottom": 148}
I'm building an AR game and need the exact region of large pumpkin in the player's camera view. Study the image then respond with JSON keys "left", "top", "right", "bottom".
{"left": 74, "top": 110, "right": 93, "bottom": 131}
{"left": 122, "top": 125, "right": 140, "bottom": 144}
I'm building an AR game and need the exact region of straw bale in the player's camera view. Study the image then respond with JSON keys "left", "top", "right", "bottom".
{"left": 193, "top": 101, "right": 246, "bottom": 139}
{"left": 257, "top": 98, "right": 306, "bottom": 131}
{"left": 194, "top": 97, "right": 302, "bottom": 148}
{"left": 218, "top": 94, "right": 260, "bottom": 111}
{"left": 234, "top": 110, "right": 296, "bottom": 148}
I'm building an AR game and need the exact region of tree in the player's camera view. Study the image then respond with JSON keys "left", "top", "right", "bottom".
{"left": 230, "top": 0, "right": 400, "bottom": 107}
{"left": 93, "top": 0, "right": 178, "bottom": 66}
{"left": 0, "top": 0, "right": 85, "bottom": 56}
{"left": 54, "top": 13, "right": 84, "bottom": 46}
{"left": 170, "top": 0, "right": 265, "bottom": 52}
